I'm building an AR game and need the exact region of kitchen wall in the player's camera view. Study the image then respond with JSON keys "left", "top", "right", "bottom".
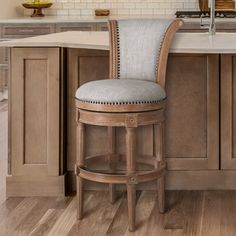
{"left": 25, "top": 0, "right": 199, "bottom": 16}
{"left": 0, "top": 0, "right": 24, "bottom": 18}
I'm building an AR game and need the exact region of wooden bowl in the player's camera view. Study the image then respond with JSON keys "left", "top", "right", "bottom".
{"left": 216, "top": 1, "right": 235, "bottom": 11}
{"left": 22, "top": 3, "right": 53, "bottom": 17}
{"left": 95, "top": 9, "right": 110, "bottom": 16}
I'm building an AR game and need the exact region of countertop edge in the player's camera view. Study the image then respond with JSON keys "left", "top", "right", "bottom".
{"left": 2, "top": 31, "right": 236, "bottom": 54}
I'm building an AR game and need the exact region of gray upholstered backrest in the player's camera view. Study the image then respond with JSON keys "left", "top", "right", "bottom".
{"left": 116, "top": 19, "right": 172, "bottom": 82}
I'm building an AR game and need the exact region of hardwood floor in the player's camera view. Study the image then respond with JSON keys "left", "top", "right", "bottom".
{"left": 1, "top": 101, "right": 236, "bottom": 235}
{"left": 0, "top": 190, "right": 236, "bottom": 236}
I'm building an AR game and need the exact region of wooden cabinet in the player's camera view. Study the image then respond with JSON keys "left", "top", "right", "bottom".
{"left": 0, "top": 41, "right": 9, "bottom": 100}
{"left": 221, "top": 55, "right": 236, "bottom": 169}
{"left": 56, "top": 22, "right": 108, "bottom": 32}
{"left": 0, "top": 46, "right": 9, "bottom": 63}
{"left": 67, "top": 49, "right": 110, "bottom": 173}
{"left": 179, "top": 22, "right": 236, "bottom": 33}
{"left": 8, "top": 47, "right": 236, "bottom": 194}
{"left": 8, "top": 48, "right": 65, "bottom": 196}
{"left": 178, "top": 22, "right": 208, "bottom": 33}
{"left": 96, "top": 23, "right": 108, "bottom": 31}
{"left": 65, "top": 50, "right": 222, "bottom": 191}
{"left": 1, "top": 23, "right": 56, "bottom": 39}
{"left": 0, "top": 65, "right": 8, "bottom": 92}
{"left": 0, "top": 23, "right": 56, "bottom": 99}
{"left": 56, "top": 23, "right": 97, "bottom": 32}
{"left": 67, "top": 52, "right": 220, "bottom": 172}
{"left": 165, "top": 54, "right": 219, "bottom": 170}
{"left": 6, "top": 21, "right": 236, "bottom": 196}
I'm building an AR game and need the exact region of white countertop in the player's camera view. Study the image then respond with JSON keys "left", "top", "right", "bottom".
{"left": 0, "top": 16, "right": 109, "bottom": 24}
{"left": 0, "top": 15, "right": 235, "bottom": 24}
{"left": 0, "top": 31, "right": 110, "bottom": 50}
{"left": 1, "top": 31, "right": 236, "bottom": 54}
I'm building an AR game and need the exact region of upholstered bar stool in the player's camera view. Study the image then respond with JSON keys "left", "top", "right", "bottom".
{"left": 75, "top": 19, "right": 183, "bottom": 231}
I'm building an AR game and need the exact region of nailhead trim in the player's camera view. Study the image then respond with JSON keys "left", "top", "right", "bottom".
{"left": 116, "top": 22, "right": 121, "bottom": 79}
{"left": 77, "top": 97, "right": 166, "bottom": 105}
{"left": 115, "top": 20, "right": 171, "bottom": 82}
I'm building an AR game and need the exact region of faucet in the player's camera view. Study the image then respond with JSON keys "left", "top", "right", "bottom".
{"left": 200, "top": 0, "right": 216, "bottom": 35}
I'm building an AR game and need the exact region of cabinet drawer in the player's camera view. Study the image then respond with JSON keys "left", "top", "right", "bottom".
{"left": 56, "top": 23, "right": 97, "bottom": 32}
{"left": 1, "top": 24, "right": 56, "bottom": 39}
{"left": 178, "top": 22, "right": 236, "bottom": 33}
{"left": 0, "top": 45, "right": 9, "bottom": 63}
{"left": 97, "top": 23, "right": 108, "bottom": 31}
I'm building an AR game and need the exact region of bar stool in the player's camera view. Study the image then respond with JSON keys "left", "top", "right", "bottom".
{"left": 75, "top": 19, "right": 183, "bottom": 231}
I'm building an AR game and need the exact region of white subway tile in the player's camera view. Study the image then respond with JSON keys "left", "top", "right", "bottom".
{"left": 35, "top": 0, "right": 202, "bottom": 16}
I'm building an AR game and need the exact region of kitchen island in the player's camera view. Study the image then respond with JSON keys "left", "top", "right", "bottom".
{"left": 2, "top": 31, "right": 236, "bottom": 196}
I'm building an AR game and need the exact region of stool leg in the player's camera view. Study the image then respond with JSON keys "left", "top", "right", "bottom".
{"left": 108, "top": 126, "right": 116, "bottom": 204}
{"left": 76, "top": 121, "right": 85, "bottom": 220}
{"left": 126, "top": 127, "right": 136, "bottom": 232}
{"left": 155, "top": 123, "right": 165, "bottom": 214}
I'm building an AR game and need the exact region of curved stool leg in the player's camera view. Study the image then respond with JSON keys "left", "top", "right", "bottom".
{"left": 76, "top": 121, "right": 85, "bottom": 220}
{"left": 155, "top": 123, "right": 165, "bottom": 213}
{"left": 126, "top": 127, "right": 136, "bottom": 232}
{"left": 108, "top": 126, "right": 116, "bottom": 204}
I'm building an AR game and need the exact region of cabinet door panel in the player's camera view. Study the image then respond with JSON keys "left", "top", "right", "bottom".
{"left": 166, "top": 54, "right": 219, "bottom": 170}
{"left": 24, "top": 59, "right": 47, "bottom": 164}
{"left": 221, "top": 55, "right": 236, "bottom": 169}
{"left": 10, "top": 48, "right": 60, "bottom": 176}
{"left": 67, "top": 51, "right": 220, "bottom": 172}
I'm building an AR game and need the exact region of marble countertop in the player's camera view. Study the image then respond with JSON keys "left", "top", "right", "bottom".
{"left": 0, "top": 15, "right": 235, "bottom": 24}
{"left": 1, "top": 31, "right": 236, "bottom": 54}
{"left": 0, "top": 16, "right": 109, "bottom": 24}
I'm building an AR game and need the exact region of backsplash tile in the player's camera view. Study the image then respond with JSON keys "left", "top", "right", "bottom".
{"left": 25, "top": 0, "right": 200, "bottom": 16}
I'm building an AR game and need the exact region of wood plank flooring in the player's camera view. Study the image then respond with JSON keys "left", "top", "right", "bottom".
{"left": 0, "top": 190, "right": 236, "bottom": 236}
{"left": 1, "top": 102, "right": 236, "bottom": 235}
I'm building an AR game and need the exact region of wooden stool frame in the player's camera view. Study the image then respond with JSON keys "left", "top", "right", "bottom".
{"left": 75, "top": 19, "right": 183, "bottom": 232}
{"left": 75, "top": 108, "right": 166, "bottom": 231}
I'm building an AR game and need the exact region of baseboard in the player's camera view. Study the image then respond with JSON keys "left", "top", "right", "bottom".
{"left": 7, "top": 170, "right": 236, "bottom": 197}
{"left": 6, "top": 175, "right": 66, "bottom": 197}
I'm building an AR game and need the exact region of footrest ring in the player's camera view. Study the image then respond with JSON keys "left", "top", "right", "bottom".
{"left": 76, "top": 165, "right": 166, "bottom": 185}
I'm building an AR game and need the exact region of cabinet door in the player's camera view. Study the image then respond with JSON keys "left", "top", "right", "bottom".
{"left": 10, "top": 48, "right": 60, "bottom": 176}
{"left": 165, "top": 54, "right": 219, "bottom": 170}
{"left": 221, "top": 55, "right": 236, "bottom": 169}
{"left": 67, "top": 51, "right": 220, "bottom": 174}
{"left": 67, "top": 49, "right": 110, "bottom": 172}
{"left": 2, "top": 24, "right": 56, "bottom": 39}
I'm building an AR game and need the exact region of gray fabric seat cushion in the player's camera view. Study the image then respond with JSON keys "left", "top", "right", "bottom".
{"left": 117, "top": 19, "right": 172, "bottom": 82}
{"left": 75, "top": 79, "right": 166, "bottom": 105}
